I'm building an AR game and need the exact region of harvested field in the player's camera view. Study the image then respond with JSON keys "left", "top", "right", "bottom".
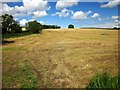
{"left": 2, "top": 29, "right": 118, "bottom": 88}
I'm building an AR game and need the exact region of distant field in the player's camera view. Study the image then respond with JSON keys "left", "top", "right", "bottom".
{"left": 22, "top": 28, "right": 27, "bottom": 31}
{"left": 2, "top": 28, "right": 118, "bottom": 88}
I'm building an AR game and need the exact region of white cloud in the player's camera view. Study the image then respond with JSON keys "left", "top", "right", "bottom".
{"left": 33, "top": 11, "right": 47, "bottom": 18}
{"left": 2, "top": 4, "right": 14, "bottom": 14}
{"left": 91, "top": 13, "right": 100, "bottom": 18}
{"left": 14, "top": 18, "right": 18, "bottom": 21}
{"left": 13, "top": 13, "right": 26, "bottom": 18}
{"left": 0, "top": 0, "right": 22, "bottom": 2}
{"left": 83, "top": 18, "right": 120, "bottom": 28}
{"left": 0, "top": 2, "right": 2, "bottom": 16}
{"left": 14, "top": 6, "right": 26, "bottom": 13}
{"left": 98, "top": 17, "right": 110, "bottom": 21}
{"left": 83, "top": 22, "right": 118, "bottom": 28}
{"left": 115, "top": 19, "right": 118, "bottom": 22}
{"left": 39, "top": 21, "right": 45, "bottom": 25}
{"left": 111, "top": 16, "right": 120, "bottom": 19}
{"left": 22, "top": 0, "right": 48, "bottom": 12}
{"left": 28, "top": 19, "right": 35, "bottom": 22}
{"left": 72, "top": 10, "right": 91, "bottom": 20}
{"left": 114, "top": 19, "right": 120, "bottom": 27}
{"left": 52, "top": 8, "right": 73, "bottom": 17}
{"left": 101, "top": 0, "right": 120, "bottom": 8}
{"left": 56, "top": 0, "right": 79, "bottom": 10}
{"left": 20, "top": 19, "right": 28, "bottom": 26}
{"left": 2, "top": 4, "right": 26, "bottom": 17}
{"left": 20, "top": 18, "right": 46, "bottom": 26}
{"left": 86, "top": 11, "right": 92, "bottom": 15}
{"left": 1, "top": 0, "right": 50, "bottom": 18}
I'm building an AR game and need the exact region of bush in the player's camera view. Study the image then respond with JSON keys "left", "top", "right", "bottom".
{"left": 86, "top": 73, "right": 119, "bottom": 88}
{"left": 27, "top": 20, "right": 42, "bottom": 34}
{"left": 68, "top": 24, "right": 74, "bottom": 28}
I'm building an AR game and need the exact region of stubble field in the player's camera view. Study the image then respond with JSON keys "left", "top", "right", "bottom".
{"left": 2, "top": 28, "right": 118, "bottom": 88}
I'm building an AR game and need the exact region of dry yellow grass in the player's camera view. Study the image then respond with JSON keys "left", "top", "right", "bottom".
{"left": 2, "top": 28, "right": 118, "bottom": 88}
{"left": 22, "top": 28, "right": 27, "bottom": 31}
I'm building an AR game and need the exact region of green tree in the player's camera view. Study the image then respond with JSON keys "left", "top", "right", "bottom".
{"left": 57, "top": 26, "right": 61, "bottom": 29}
{"left": 113, "top": 27, "right": 117, "bottom": 29}
{"left": 2, "top": 14, "right": 14, "bottom": 33}
{"left": 2, "top": 14, "right": 21, "bottom": 33}
{"left": 10, "top": 21, "right": 22, "bottom": 33}
{"left": 68, "top": 24, "right": 74, "bottom": 28}
{"left": 27, "top": 20, "right": 43, "bottom": 34}
{"left": 42, "top": 24, "right": 61, "bottom": 29}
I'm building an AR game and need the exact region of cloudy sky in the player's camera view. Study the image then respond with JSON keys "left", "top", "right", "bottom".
{"left": 0, "top": 0, "right": 120, "bottom": 28}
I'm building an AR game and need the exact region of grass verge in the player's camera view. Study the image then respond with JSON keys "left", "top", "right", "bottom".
{"left": 86, "top": 72, "right": 119, "bottom": 88}
{"left": 2, "top": 31, "right": 33, "bottom": 39}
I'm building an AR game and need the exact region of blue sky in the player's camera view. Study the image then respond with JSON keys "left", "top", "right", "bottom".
{"left": 0, "top": 0, "right": 119, "bottom": 28}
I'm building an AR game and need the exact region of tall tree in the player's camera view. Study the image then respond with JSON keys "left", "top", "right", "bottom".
{"left": 2, "top": 14, "right": 14, "bottom": 33}
{"left": 2, "top": 14, "right": 22, "bottom": 33}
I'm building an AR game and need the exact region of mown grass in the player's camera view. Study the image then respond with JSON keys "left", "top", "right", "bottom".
{"left": 2, "top": 29, "right": 118, "bottom": 88}
{"left": 2, "top": 58, "right": 38, "bottom": 88}
{"left": 86, "top": 72, "right": 119, "bottom": 88}
{"left": 2, "top": 47, "right": 26, "bottom": 51}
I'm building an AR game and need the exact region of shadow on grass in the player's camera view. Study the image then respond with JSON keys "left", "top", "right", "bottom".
{"left": 2, "top": 31, "right": 33, "bottom": 39}
{"left": 2, "top": 40, "right": 15, "bottom": 45}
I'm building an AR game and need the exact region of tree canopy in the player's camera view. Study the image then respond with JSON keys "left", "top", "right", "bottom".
{"left": 2, "top": 14, "right": 22, "bottom": 33}
{"left": 2, "top": 14, "right": 61, "bottom": 34}
{"left": 42, "top": 25, "right": 61, "bottom": 29}
{"left": 27, "top": 20, "right": 43, "bottom": 34}
{"left": 68, "top": 24, "right": 74, "bottom": 28}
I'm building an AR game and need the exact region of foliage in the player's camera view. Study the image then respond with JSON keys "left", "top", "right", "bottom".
{"left": 42, "top": 25, "right": 61, "bottom": 29}
{"left": 2, "top": 14, "right": 22, "bottom": 33}
{"left": 20, "top": 64, "right": 38, "bottom": 88}
{"left": 113, "top": 27, "right": 120, "bottom": 30}
{"left": 2, "top": 14, "right": 13, "bottom": 33}
{"left": 10, "top": 21, "right": 22, "bottom": 33}
{"left": 68, "top": 24, "right": 74, "bottom": 28}
{"left": 27, "top": 20, "right": 43, "bottom": 34}
{"left": 2, "top": 14, "right": 61, "bottom": 35}
{"left": 113, "top": 27, "right": 117, "bottom": 29}
{"left": 86, "top": 73, "right": 119, "bottom": 88}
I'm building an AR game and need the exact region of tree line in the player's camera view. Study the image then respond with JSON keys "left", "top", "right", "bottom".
{"left": 2, "top": 14, "right": 119, "bottom": 35}
{"left": 1, "top": 14, "right": 61, "bottom": 34}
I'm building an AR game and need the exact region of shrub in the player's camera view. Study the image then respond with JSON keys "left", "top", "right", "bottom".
{"left": 86, "top": 73, "right": 119, "bottom": 88}
{"left": 68, "top": 24, "right": 74, "bottom": 28}
{"left": 27, "top": 20, "right": 42, "bottom": 34}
